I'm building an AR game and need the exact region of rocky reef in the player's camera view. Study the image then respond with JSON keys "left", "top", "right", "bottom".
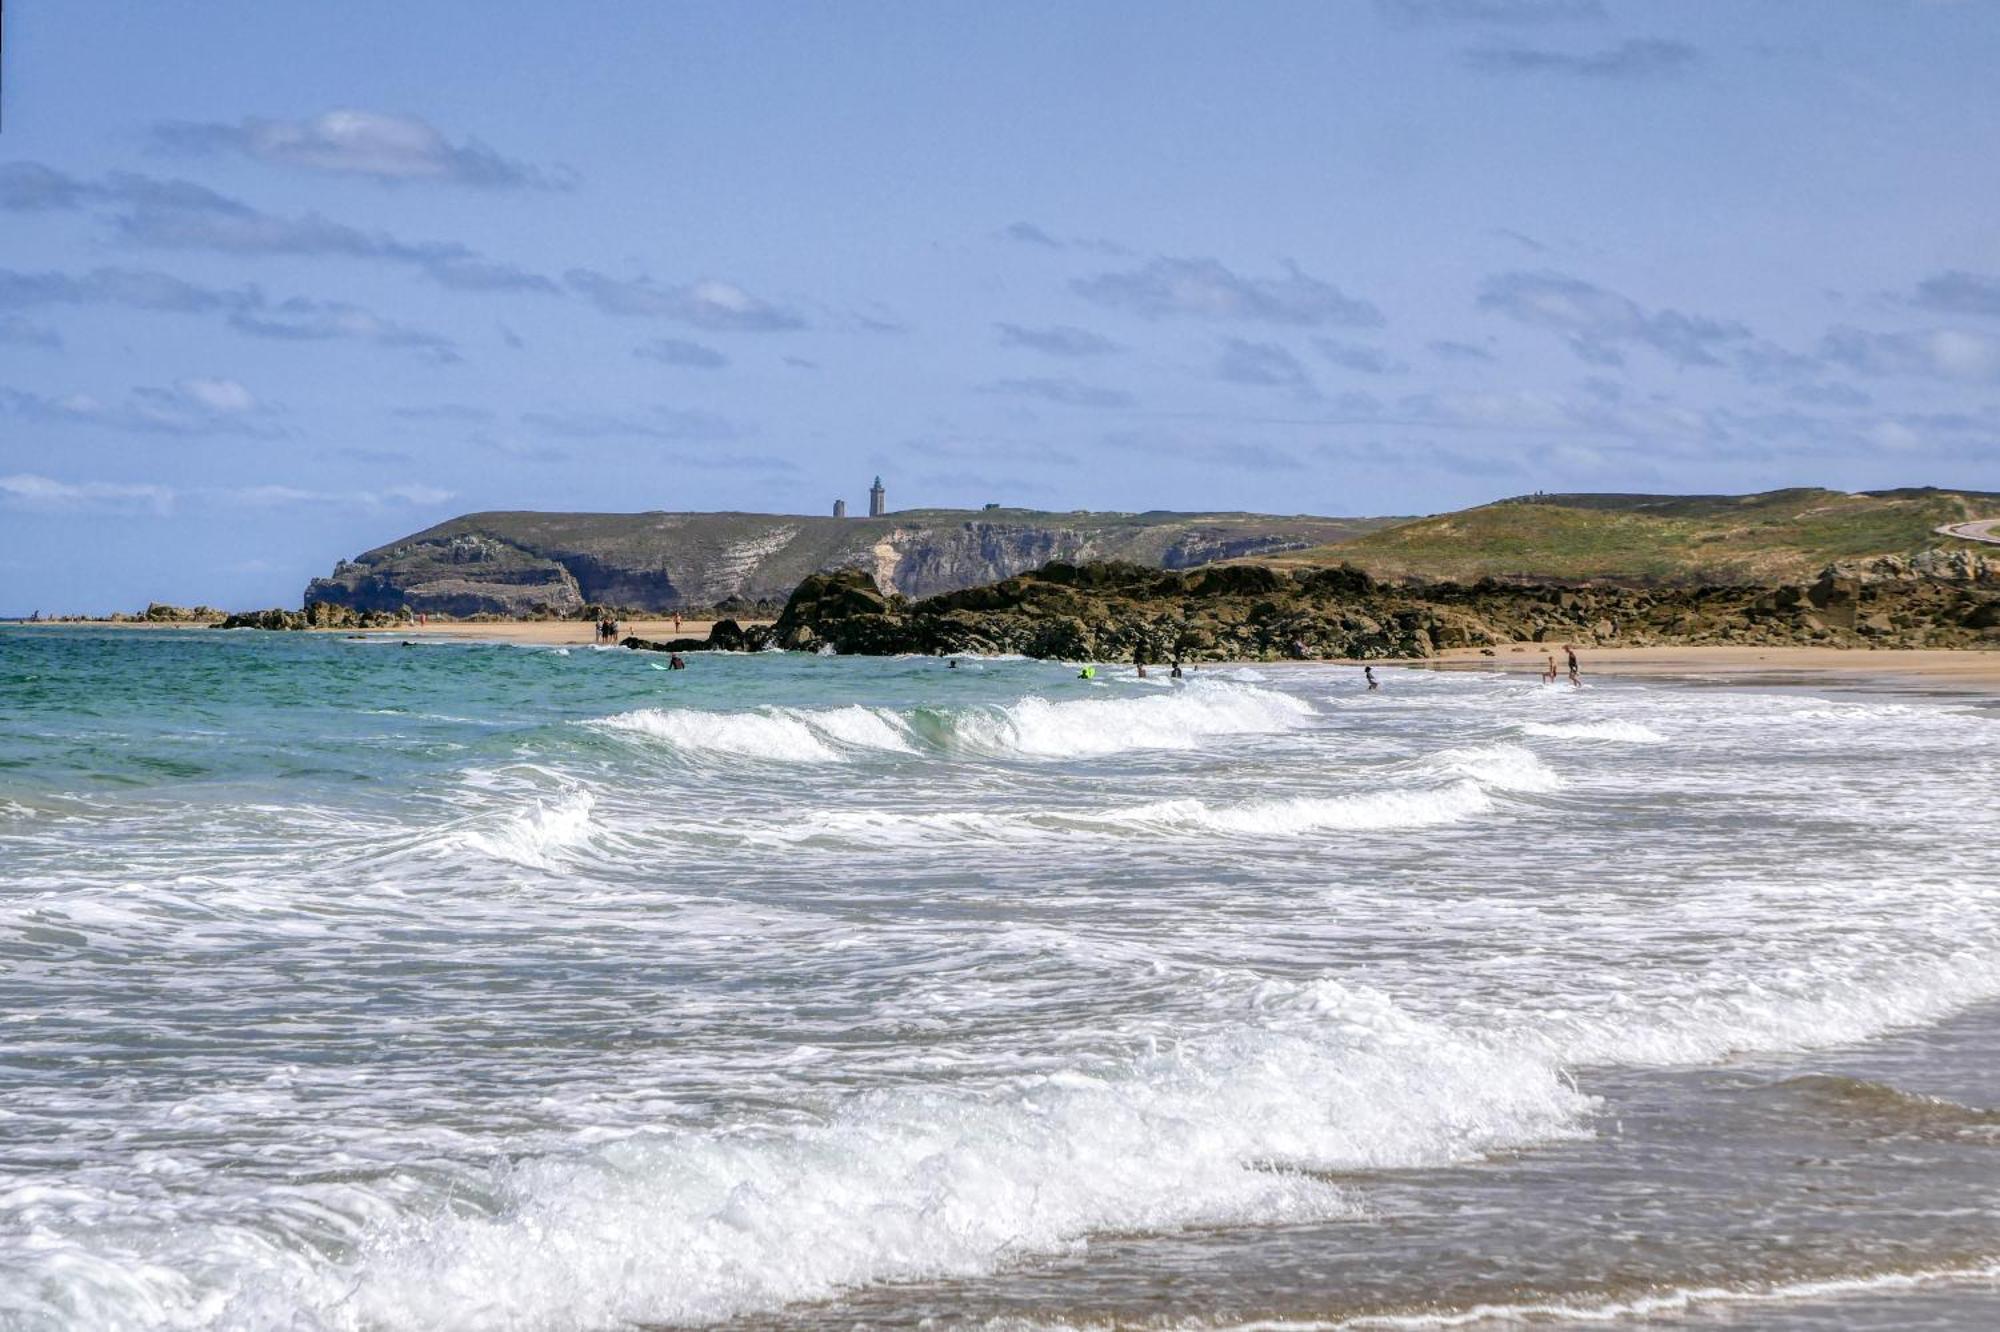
{"left": 303, "top": 509, "right": 1390, "bottom": 617}
{"left": 219, "top": 604, "right": 411, "bottom": 631}
{"left": 631, "top": 550, "right": 2000, "bottom": 661}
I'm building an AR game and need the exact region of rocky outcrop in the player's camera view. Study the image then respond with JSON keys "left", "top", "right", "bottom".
{"left": 304, "top": 509, "right": 1390, "bottom": 618}
{"left": 752, "top": 558, "right": 2000, "bottom": 662}
{"left": 220, "top": 604, "right": 409, "bottom": 631}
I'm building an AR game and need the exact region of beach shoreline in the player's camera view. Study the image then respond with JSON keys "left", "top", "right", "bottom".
{"left": 5, "top": 618, "right": 767, "bottom": 645}
{"left": 13, "top": 620, "right": 1998, "bottom": 691}
{"left": 1407, "top": 643, "right": 2000, "bottom": 693}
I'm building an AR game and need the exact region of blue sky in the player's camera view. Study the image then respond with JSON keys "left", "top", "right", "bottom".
{"left": 3, "top": 0, "right": 1999, "bottom": 613}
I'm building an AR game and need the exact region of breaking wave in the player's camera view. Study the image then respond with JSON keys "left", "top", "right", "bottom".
{"left": 260, "top": 980, "right": 1592, "bottom": 1330}
{"left": 454, "top": 789, "right": 597, "bottom": 868}
{"left": 593, "top": 704, "right": 914, "bottom": 762}
{"left": 591, "top": 683, "right": 1312, "bottom": 764}
{"left": 946, "top": 682, "right": 1315, "bottom": 757}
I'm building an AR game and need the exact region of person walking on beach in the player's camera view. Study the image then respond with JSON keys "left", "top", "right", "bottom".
{"left": 673, "top": 611, "right": 683, "bottom": 634}
{"left": 1565, "top": 644, "right": 1581, "bottom": 689}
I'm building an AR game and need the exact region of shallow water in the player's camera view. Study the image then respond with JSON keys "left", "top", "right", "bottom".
{"left": 1, "top": 628, "right": 1997, "bottom": 1330}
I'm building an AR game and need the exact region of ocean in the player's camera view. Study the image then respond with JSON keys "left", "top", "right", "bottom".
{"left": 3, "top": 627, "right": 1999, "bottom": 1330}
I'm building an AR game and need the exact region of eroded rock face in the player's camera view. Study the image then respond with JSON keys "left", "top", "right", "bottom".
{"left": 760, "top": 559, "right": 2000, "bottom": 661}
{"left": 302, "top": 511, "right": 1386, "bottom": 617}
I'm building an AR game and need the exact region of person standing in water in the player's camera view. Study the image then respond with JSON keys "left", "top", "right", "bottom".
{"left": 1544, "top": 652, "right": 1559, "bottom": 685}
{"left": 1364, "top": 665, "right": 1379, "bottom": 691}
{"left": 1566, "top": 644, "right": 1581, "bottom": 689}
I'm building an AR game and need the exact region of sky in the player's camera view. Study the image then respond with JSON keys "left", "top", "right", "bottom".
{"left": 3, "top": 0, "right": 1999, "bottom": 613}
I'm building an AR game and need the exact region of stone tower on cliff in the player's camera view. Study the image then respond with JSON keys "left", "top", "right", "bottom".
{"left": 868, "top": 476, "right": 886, "bottom": 517}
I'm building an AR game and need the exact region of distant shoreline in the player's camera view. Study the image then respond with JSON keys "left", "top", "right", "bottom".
{"left": 3, "top": 617, "right": 761, "bottom": 645}
{"left": 11, "top": 620, "right": 1997, "bottom": 691}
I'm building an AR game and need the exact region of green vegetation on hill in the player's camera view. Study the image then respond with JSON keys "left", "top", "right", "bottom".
{"left": 1258, "top": 487, "right": 2000, "bottom": 585}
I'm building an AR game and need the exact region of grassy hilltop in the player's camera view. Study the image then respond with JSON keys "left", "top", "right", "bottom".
{"left": 1254, "top": 487, "right": 2000, "bottom": 585}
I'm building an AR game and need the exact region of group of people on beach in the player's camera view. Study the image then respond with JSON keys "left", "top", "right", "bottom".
{"left": 594, "top": 618, "right": 621, "bottom": 643}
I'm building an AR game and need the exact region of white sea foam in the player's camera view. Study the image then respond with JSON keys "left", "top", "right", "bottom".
{"left": 1520, "top": 720, "right": 1666, "bottom": 743}
{"left": 951, "top": 682, "right": 1314, "bottom": 757}
{"left": 456, "top": 789, "right": 597, "bottom": 868}
{"left": 1420, "top": 744, "right": 1564, "bottom": 793}
{"left": 302, "top": 980, "right": 1590, "bottom": 1330}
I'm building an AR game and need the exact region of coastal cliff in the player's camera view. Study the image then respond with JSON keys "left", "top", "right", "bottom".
{"left": 304, "top": 509, "right": 1391, "bottom": 616}
{"left": 676, "top": 549, "right": 2000, "bottom": 662}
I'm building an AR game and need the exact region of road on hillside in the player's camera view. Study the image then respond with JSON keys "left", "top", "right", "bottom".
{"left": 1937, "top": 519, "right": 2000, "bottom": 545}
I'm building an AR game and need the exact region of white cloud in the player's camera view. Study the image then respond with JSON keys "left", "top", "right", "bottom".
{"left": 151, "top": 109, "right": 569, "bottom": 189}
{"left": 565, "top": 270, "right": 805, "bottom": 331}
{"left": 178, "top": 377, "right": 256, "bottom": 413}
{"left": 0, "top": 473, "right": 175, "bottom": 514}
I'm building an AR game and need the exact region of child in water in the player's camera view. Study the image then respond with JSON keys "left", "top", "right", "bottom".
{"left": 1365, "top": 665, "right": 1379, "bottom": 691}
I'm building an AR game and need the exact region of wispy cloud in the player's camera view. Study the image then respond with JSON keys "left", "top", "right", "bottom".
{"left": 392, "top": 404, "right": 495, "bottom": 423}
{"left": 565, "top": 269, "right": 804, "bottom": 331}
{"left": 1075, "top": 256, "right": 1383, "bottom": 327}
{"left": 1465, "top": 38, "right": 1698, "bottom": 78}
{"left": 998, "top": 221, "right": 1126, "bottom": 254}
{"left": 634, "top": 337, "right": 730, "bottom": 369}
{"left": 0, "top": 378, "right": 281, "bottom": 437}
{"left": 520, "top": 406, "right": 740, "bottom": 441}
{"left": 981, "top": 376, "right": 1136, "bottom": 408}
{"left": 149, "top": 109, "right": 571, "bottom": 189}
{"left": 0, "top": 163, "right": 556, "bottom": 292}
{"left": 1377, "top": 0, "right": 1603, "bottom": 25}
{"left": 1216, "top": 338, "right": 1316, "bottom": 394}
{"left": 996, "top": 322, "right": 1121, "bottom": 357}
{"left": 1002, "top": 221, "right": 1063, "bottom": 248}
{"left": 1477, "top": 270, "right": 1746, "bottom": 367}
{"left": 229, "top": 297, "right": 458, "bottom": 356}
{"left": 1913, "top": 271, "right": 2000, "bottom": 318}
{"left": 1428, "top": 338, "right": 1495, "bottom": 362}
{"left": 0, "top": 264, "right": 458, "bottom": 356}
{"left": 1314, "top": 337, "right": 1408, "bottom": 375}
{"left": 1821, "top": 326, "right": 2000, "bottom": 383}
{"left": 0, "top": 473, "right": 176, "bottom": 514}
{"left": 0, "top": 472, "right": 453, "bottom": 515}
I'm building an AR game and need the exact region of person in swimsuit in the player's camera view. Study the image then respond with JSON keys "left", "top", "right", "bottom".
{"left": 1365, "top": 665, "right": 1379, "bottom": 691}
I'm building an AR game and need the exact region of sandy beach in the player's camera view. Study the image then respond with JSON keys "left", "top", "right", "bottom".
{"left": 1422, "top": 642, "right": 2000, "bottom": 693}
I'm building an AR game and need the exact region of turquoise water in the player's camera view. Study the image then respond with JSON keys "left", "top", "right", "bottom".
{"left": 4, "top": 627, "right": 2000, "bottom": 1330}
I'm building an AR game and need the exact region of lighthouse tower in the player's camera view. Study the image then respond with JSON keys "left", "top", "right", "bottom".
{"left": 868, "top": 475, "right": 886, "bottom": 517}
